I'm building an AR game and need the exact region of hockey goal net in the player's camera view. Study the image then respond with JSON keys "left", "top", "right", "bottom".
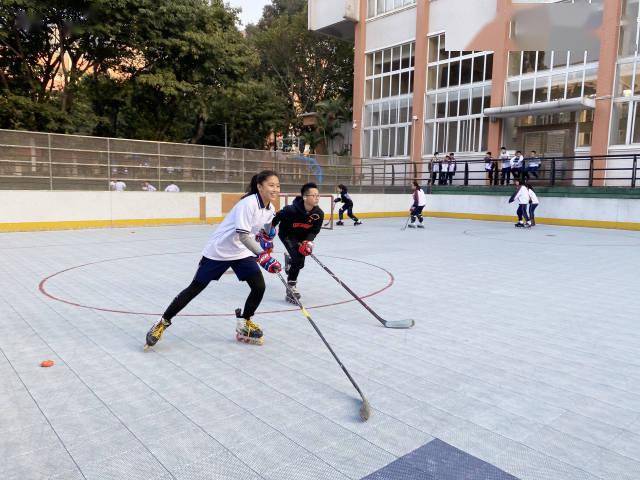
{"left": 279, "top": 193, "right": 335, "bottom": 230}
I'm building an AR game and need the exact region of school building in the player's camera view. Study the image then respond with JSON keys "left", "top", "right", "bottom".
{"left": 308, "top": 0, "right": 640, "bottom": 178}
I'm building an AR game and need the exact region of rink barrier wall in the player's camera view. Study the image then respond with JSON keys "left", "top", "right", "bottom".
{"left": 0, "top": 191, "right": 639, "bottom": 232}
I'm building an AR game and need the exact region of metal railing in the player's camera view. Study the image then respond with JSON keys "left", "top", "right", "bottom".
{"left": 1, "top": 130, "right": 639, "bottom": 193}
{"left": 423, "top": 155, "right": 640, "bottom": 189}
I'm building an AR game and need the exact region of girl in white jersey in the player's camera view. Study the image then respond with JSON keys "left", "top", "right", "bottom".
{"left": 144, "top": 170, "right": 282, "bottom": 348}
{"left": 408, "top": 181, "right": 427, "bottom": 228}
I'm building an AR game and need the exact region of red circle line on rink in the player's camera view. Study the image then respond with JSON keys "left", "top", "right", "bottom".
{"left": 38, "top": 252, "right": 395, "bottom": 317}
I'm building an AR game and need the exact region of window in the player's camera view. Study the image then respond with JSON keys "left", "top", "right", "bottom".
{"left": 508, "top": 49, "right": 597, "bottom": 106}
{"left": 611, "top": 102, "right": 630, "bottom": 145}
{"left": 364, "top": 41, "right": 415, "bottom": 158}
{"left": 617, "top": 62, "right": 634, "bottom": 97}
{"left": 423, "top": 86, "right": 491, "bottom": 154}
{"left": 367, "top": 0, "right": 415, "bottom": 18}
{"left": 426, "top": 34, "right": 493, "bottom": 90}
{"left": 536, "top": 51, "right": 552, "bottom": 72}
{"left": 577, "top": 110, "right": 594, "bottom": 147}
{"left": 509, "top": 51, "right": 522, "bottom": 76}
{"left": 549, "top": 75, "right": 566, "bottom": 101}
{"left": 423, "top": 33, "right": 492, "bottom": 154}
{"left": 620, "top": 0, "right": 640, "bottom": 57}
{"left": 553, "top": 51, "right": 568, "bottom": 69}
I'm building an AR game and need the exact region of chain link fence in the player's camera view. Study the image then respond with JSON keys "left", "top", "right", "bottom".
{"left": 8, "top": 129, "right": 633, "bottom": 194}
{"left": 0, "top": 129, "right": 388, "bottom": 193}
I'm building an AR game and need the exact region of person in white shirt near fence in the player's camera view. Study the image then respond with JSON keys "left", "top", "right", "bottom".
{"left": 508, "top": 179, "right": 531, "bottom": 228}
{"left": 447, "top": 152, "right": 457, "bottom": 185}
{"left": 430, "top": 152, "right": 441, "bottom": 186}
{"left": 484, "top": 151, "right": 496, "bottom": 185}
{"left": 510, "top": 151, "right": 524, "bottom": 182}
{"left": 499, "top": 147, "right": 511, "bottom": 185}
{"left": 527, "top": 183, "right": 540, "bottom": 226}
{"left": 526, "top": 150, "right": 541, "bottom": 180}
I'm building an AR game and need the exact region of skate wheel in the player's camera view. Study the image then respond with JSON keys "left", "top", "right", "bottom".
{"left": 236, "top": 333, "right": 248, "bottom": 343}
{"left": 40, "top": 360, "right": 54, "bottom": 368}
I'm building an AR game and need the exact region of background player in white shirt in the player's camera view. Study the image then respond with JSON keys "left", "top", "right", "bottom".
{"left": 408, "top": 181, "right": 427, "bottom": 229}
{"left": 164, "top": 183, "right": 180, "bottom": 192}
{"left": 527, "top": 183, "right": 540, "bottom": 226}
{"left": 145, "top": 170, "right": 282, "bottom": 349}
{"left": 508, "top": 179, "right": 531, "bottom": 228}
{"left": 111, "top": 180, "right": 126, "bottom": 191}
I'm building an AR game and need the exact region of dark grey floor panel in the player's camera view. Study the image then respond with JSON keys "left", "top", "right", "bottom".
{"left": 362, "top": 438, "right": 519, "bottom": 480}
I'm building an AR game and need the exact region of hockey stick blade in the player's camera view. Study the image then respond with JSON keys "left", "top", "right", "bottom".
{"left": 310, "top": 253, "right": 415, "bottom": 329}
{"left": 381, "top": 319, "right": 416, "bottom": 329}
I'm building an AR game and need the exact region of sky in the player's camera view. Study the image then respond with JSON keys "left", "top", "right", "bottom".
{"left": 227, "top": 0, "right": 271, "bottom": 27}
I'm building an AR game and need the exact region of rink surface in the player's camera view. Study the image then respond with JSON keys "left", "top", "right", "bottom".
{"left": 1, "top": 217, "right": 640, "bottom": 480}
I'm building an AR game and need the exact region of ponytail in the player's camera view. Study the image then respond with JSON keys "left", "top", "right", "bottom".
{"left": 242, "top": 170, "right": 279, "bottom": 198}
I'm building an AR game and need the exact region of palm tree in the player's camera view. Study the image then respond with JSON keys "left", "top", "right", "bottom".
{"left": 314, "top": 98, "right": 348, "bottom": 155}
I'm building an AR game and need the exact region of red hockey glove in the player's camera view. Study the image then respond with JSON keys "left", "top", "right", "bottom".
{"left": 257, "top": 252, "right": 281, "bottom": 273}
{"left": 298, "top": 240, "right": 314, "bottom": 256}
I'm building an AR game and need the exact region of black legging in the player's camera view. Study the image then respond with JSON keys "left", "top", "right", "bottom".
{"left": 338, "top": 203, "right": 359, "bottom": 221}
{"left": 163, "top": 271, "right": 265, "bottom": 321}
{"left": 516, "top": 204, "right": 530, "bottom": 223}
{"left": 529, "top": 203, "right": 538, "bottom": 223}
{"left": 281, "top": 237, "right": 305, "bottom": 282}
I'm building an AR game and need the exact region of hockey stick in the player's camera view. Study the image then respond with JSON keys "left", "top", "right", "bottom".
{"left": 401, "top": 215, "right": 411, "bottom": 231}
{"left": 276, "top": 272, "right": 371, "bottom": 421}
{"left": 310, "top": 254, "right": 415, "bottom": 329}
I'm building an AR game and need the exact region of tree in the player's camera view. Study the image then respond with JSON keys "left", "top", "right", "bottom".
{"left": 0, "top": 0, "right": 256, "bottom": 141}
{"left": 314, "top": 98, "right": 348, "bottom": 154}
{"left": 0, "top": 1, "right": 147, "bottom": 115}
{"left": 203, "top": 79, "right": 287, "bottom": 149}
{"left": 247, "top": 0, "right": 354, "bottom": 136}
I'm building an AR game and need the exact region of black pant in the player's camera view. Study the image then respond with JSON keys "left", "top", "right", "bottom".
{"left": 486, "top": 169, "right": 494, "bottom": 185}
{"left": 281, "top": 237, "right": 305, "bottom": 282}
{"left": 447, "top": 172, "right": 454, "bottom": 184}
{"left": 501, "top": 167, "right": 511, "bottom": 185}
{"left": 516, "top": 204, "right": 529, "bottom": 223}
{"left": 526, "top": 166, "right": 539, "bottom": 179}
{"left": 163, "top": 271, "right": 265, "bottom": 321}
{"left": 529, "top": 203, "right": 538, "bottom": 223}
{"left": 339, "top": 203, "right": 359, "bottom": 221}
{"left": 411, "top": 205, "right": 424, "bottom": 224}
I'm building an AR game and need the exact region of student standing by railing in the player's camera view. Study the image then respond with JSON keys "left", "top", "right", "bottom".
{"left": 430, "top": 152, "right": 441, "bottom": 186}
{"left": 484, "top": 151, "right": 495, "bottom": 186}
{"left": 499, "top": 147, "right": 511, "bottom": 185}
